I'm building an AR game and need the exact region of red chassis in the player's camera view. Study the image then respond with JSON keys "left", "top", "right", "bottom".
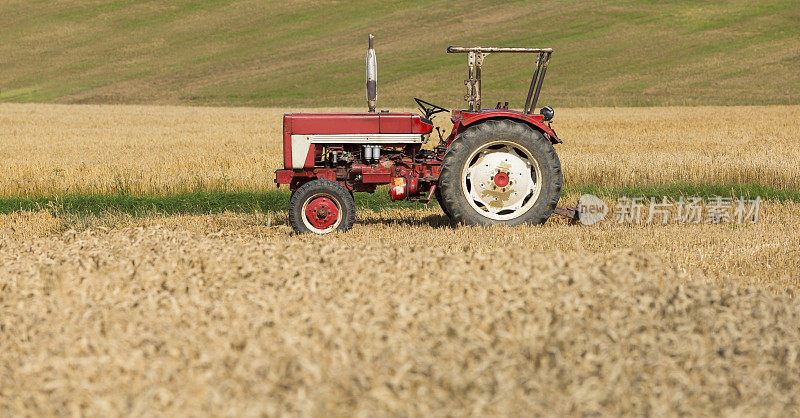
{"left": 274, "top": 109, "right": 560, "bottom": 199}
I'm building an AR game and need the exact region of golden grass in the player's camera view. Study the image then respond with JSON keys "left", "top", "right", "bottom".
{"left": 2, "top": 103, "right": 800, "bottom": 415}
{"left": 2, "top": 200, "right": 798, "bottom": 288}
{"left": 558, "top": 106, "right": 800, "bottom": 189}
{"left": 1, "top": 103, "right": 799, "bottom": 197}
{"left": 1, "top": 212, "right": 799, "bottom": 415}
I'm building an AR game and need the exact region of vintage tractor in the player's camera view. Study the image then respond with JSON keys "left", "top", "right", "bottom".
{"left": 276, "top": 35, "right": 572, "bottom": 234}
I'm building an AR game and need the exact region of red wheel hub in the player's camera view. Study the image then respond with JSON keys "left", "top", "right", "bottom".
{"left": 304, "top": 196, "right": 339, "bottom": 230}
{"left": 493, "top": 172, "right": 510, "bottom": 188}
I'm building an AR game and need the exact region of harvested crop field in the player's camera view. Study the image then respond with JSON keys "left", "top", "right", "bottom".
{"left": 1, "top": 103, "right": 800, "bottom": 415}
{"left": 2, "top": 204, "right": 800, "bottom": 415}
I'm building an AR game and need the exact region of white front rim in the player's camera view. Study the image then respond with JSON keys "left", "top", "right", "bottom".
{"left": 461, "top": 140, "right": 542, "bottom": 221}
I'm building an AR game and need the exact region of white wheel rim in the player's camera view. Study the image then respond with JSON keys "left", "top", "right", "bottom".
{"left": 461, "top": 140, "right": 542, "bottom": 221}
{"left": 301, "top": 193, "right": 343, "bottom": 234}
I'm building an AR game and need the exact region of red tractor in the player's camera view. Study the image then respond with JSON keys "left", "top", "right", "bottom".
{"left": 276, "top": 35, "right": 571, "bottom": 234}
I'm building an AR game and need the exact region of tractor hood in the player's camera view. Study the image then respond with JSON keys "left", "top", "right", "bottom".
{"left": 286, "top": 113, "right": 433, "bottom": 135}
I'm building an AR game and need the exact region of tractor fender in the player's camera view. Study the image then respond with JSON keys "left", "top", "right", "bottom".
{"left": 455, "top": 110, "right": 561, "bottom": 144}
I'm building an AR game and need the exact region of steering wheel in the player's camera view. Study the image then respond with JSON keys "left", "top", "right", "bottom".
{"left": 414, "top": 98, "right": 449, "bottom": 120}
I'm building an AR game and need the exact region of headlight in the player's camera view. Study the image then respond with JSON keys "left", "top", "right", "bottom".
{"left": 540, "top": 106, "right": 554, "bottom": 121}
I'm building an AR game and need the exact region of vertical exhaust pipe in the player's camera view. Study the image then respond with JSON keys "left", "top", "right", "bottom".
{"left": 366, "top": 34, "right": 377, "bottom": 112}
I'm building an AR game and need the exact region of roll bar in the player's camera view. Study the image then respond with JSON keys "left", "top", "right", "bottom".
{"left": 446, "top": 46, "right": 553, "bottom": 113}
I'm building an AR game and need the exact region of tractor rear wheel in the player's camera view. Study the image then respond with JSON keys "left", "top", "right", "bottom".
{"left": 289, "top": 179, "right": 356, "bottom": 234}
{"left": 434, "top": 186, "right": 452, "bottom": 219}
{"left": 438, "top": 119, "right": 562, "bottom": 226}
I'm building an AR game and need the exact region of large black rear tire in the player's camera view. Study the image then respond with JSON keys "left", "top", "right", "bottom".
{"left": 289, "top": 180, "right": 356, "bottom": 234}
{"left": 438, "top": 119, "right": 562, "bottom": 226}
{"left": 434, "top": 186, "right": 452, "bottom": 219}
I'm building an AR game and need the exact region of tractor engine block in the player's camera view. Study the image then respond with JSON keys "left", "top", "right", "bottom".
{"left": 275, "top": 112, "right": 438, "bottom": 200}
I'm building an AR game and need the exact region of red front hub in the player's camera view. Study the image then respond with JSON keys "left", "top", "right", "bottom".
{"left": 304, "top": 196, "right": 340, "bottom": 230}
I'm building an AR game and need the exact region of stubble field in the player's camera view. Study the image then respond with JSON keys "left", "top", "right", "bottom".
{"left": 1, "top": 103, "right": 799, "bottom": 416}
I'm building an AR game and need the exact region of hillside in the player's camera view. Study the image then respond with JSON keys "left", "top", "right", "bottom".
{"left": 1, "top": 0, "right": 798, "bottom": 108}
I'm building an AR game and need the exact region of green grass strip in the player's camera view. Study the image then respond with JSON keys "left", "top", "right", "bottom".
{"left": 565, "top": 183, "right": 800, "bottom": 201}
{"left": 0, "top": 184, "right": 796, "bottom": 217}
{"left": 0, "top": 190, "right": 428, "bottom": 216}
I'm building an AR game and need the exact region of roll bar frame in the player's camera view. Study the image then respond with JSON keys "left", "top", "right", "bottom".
{"left": 446, "top": 46, "right": 553, "bottom": 114}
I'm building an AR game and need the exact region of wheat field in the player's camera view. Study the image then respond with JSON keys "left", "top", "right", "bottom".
{"left": 2, "top": 213, "right": 799, "bottom": 416}
{"left": 1, "top": 103, "right": 800, "bottom": 416}
{"left": 1, "top": 103, "right": 799, "bottom": 197}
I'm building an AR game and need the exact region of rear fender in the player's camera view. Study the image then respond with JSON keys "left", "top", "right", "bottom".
{"left": 451, "top": 110, "right": 561, "bottom": 144}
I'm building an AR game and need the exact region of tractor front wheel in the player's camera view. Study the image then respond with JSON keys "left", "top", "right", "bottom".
{"left": 438, "top": 119, "right": 562, "bottom": 226}
{"left": 289, "top": 179, "right": 356, "bottom": 234}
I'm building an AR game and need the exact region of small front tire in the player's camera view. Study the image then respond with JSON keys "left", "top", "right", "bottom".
{"left": 289, "top": 179, "right": 356, "bottom": 234}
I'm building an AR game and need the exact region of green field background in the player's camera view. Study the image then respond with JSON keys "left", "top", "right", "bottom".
{"left": 1, "top": 0, "right": 798, "bottom": 108}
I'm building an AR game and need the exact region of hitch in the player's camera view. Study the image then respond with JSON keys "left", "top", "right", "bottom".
{"left": 553, "top": 206, "right": 580, "bottom": 223}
